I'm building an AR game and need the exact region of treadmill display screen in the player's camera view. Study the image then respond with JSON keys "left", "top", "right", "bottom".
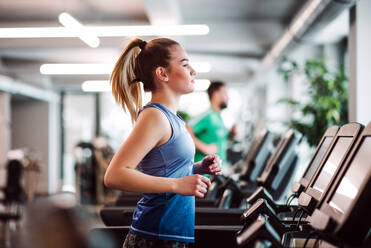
{"left": 304, "top": 137, "right": 332, "bottom": 181}
{"left": 264, "top": 137, "right": 288, "bottom": 172}
{"left": 312, "top": 137, "right": 352, "bottom": 193}
{"left": 329, "top": 137, "right": 371, "bottom": 215}
{"left": 250, "top": 138, "right": 272, "bottom": 180}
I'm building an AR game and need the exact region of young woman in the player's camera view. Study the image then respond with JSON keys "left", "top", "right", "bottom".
{"left": 104, "top": 38, "right": 222, "bottom": 248}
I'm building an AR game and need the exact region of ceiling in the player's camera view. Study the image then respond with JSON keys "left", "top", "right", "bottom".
{"left": 0, "top": 0, "right": 310, "bottom": 91}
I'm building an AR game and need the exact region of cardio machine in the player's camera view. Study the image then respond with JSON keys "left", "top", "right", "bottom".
{"left": 236, "top": 122, "right": 365, "bottom": 247}
{"left": 245, "top": 125, "right": 339, "bottom": 215}
{"left": 310, "top": 122, "right": 371, "bottom": 247}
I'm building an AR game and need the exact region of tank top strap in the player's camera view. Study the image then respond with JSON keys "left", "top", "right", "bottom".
{"left": 138, "top": 103, "right": 181, "bottom": 137}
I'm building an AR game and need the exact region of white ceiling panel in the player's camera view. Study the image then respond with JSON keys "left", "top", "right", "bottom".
{"left": 0, "top": 0, "right": 308, "bottom": 90}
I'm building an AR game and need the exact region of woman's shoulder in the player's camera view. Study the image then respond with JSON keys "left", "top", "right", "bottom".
{"left": 136, "top": 106, "right": 170, "bottom": 127}
{"left": 134, "top": 106, "right": 172, "bottom": 145}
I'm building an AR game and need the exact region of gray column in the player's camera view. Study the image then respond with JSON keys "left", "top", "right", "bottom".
{"left": 0, "top": 92, "right": 11, "bottom": 168}
{"left": 48, "top": 100, "right": 61, "bottom": 193}
{"left": 348, "top": 1, "right": 371, "bottom": 124}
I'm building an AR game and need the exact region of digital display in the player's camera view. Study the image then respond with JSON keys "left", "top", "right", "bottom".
{"left": 304, "top": 137, "right": 333, "bottom": 180}
{"left": 251, "top": 139, "right": 272, "bottom": 180}
{"left": 312, "top": 137, "right": 353, "bottom": 193}
{"left": 264, "top": 137, "right": 287, "bottom": 172}
{"left": 329, "top": 137, "right": 371, "bottom": 215}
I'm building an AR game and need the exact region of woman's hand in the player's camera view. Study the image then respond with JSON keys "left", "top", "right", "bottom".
{"left": 193, "top": 154, "right": 222, "bottom": 175}
{"left": 174, "top": 175, "right": 211, "bottom": 198}
{"left": 202, "top": 154, "right": 222, "bottom": 175}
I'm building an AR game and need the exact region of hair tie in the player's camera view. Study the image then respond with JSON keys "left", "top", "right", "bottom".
{"left": 131, "top": 78, "right": 141, "bottom": 84}
{"left": 139, "top": 40, "right": 147, "bottom": 49}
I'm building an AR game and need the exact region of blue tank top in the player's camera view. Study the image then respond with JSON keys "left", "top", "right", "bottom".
{"left": 129, "top": 103, "right": 196, "bottom": 243}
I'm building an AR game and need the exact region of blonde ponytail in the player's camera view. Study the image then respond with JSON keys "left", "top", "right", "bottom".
{"left": 110, "top": 38, "right": 143, "bottom": 123}
{"left": 111, "top": 37, "right": 179, "bottom": 123}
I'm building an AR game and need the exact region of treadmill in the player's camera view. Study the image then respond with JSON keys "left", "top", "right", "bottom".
{"left": 217, "top": 129, "right": 298, "bottom": 209}
{"left": 298, "top": 123, "right": 363, "bottom": 215}
{"left": 310, "top": 122, "right": 371, "bottom": 247}
{"left": 246, "top": 125, "right": 339, "bottom": 214}
{"left": 239, "top": 129, "right": 276, "bottom": 183}
{"left": 236, "top": 123, "right": 364, "bottom": 247}
{"left": 196, "top": 129, "right": 275, "bottom": 207}
{"left": 92, "top": 124, "right": 368, "bottom": 248}
{"left": 91, "top": 124, "right": 365, "bottom": 248}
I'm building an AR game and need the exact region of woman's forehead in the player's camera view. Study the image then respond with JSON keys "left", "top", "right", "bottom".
{"left": 169, "top": 45, "right": 188, "bottom": 61}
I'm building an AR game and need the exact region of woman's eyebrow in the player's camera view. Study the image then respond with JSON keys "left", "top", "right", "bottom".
{"left": 180, "top": 58, "right": 189, "bottom": 63}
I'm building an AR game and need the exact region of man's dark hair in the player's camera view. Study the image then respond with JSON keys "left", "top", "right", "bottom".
{"left": 207, "top": 81, "right": 225, "bottom": 100}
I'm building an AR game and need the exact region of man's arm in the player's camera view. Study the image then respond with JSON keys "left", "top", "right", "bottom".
{"left": 228, "top": 124, "right": 237, "bottom": 140}
{"left": 186, "top": 124, "right": 218, "bottom": 155}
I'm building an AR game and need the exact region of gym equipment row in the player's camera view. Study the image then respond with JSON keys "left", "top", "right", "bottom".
{"left": 90, "top": 122, "right": 371, "bottom": 247}
{"left": 237, "top": 122, "right": 371, "bottom": 247}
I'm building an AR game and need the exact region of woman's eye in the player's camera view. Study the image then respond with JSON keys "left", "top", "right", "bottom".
{"left": 183, "top": 64, "right": 188, "bottom": 67}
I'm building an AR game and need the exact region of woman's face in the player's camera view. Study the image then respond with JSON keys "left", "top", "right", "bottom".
{"left": 165, "top": 45, "right": 196, "bottom": 94}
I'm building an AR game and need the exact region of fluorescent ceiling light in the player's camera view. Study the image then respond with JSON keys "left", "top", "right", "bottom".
{"left": 82, "top": 80, "right": 111, "bottom": 92}
{"left": 40, "top": 64, "right": 112, "bottom": 75}
{"left": 87, "top": 25, "right": 209, "bottom": 36}
{"left": 194, "top": 79, "right": 211, "bottom": 91}
{"left": 0, "top": 25, "right": 209, "bottom": 38}
{"left": 58, "top": 12, "right": 100, "bottom": 48}
{"left": 40, "top": 62, "right": 210, "bottom": 75}
{"left": 81, "top": 79, "right": 210, "bottom": 92}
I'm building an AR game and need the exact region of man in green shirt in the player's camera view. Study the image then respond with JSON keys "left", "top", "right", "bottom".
{"left": 188, "top": 81, "right": 236, "bottom": 169}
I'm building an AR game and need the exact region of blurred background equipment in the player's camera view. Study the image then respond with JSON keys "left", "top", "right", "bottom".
{"left": 0, "top": 149, "right": 41, "bottom": 247}
{"left": 74, "top": 137, "right": 114, "bottom": 205}
{"left": 12, "top": 193, "right": 115, "bottom": 248}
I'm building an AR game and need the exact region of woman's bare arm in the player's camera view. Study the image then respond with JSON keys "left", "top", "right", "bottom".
{"left": 104, "top": 108, "right": 210, "bottom": 197}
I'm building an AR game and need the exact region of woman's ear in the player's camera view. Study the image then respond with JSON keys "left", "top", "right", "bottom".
{"left": 155, "top": 67, "right": 169, "bottom": 82}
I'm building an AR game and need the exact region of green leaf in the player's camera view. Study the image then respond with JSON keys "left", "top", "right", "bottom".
{"left": 277, "top": 98, "right": 300, "bottom": 106}
{"left": 277, "top": 57, "right": 349, "bottom": 147}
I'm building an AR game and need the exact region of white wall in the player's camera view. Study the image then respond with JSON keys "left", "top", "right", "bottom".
{"left": 349, "top": 1, "right": 371, "bottom": 124}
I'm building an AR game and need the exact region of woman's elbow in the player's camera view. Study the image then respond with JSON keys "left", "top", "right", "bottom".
{"left": 104, "top": 170, "right": 113, "bottom": 188}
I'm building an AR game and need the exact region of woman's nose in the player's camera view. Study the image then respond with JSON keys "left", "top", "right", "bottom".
{"left": 190, "top": 66, "right": 196, "bottom": 76}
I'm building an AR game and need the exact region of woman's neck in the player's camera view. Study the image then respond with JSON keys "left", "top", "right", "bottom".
{"left": 150, "top": 90, "right": 180, "bottom": 114}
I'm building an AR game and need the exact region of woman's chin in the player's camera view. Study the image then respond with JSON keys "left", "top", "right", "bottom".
{"left": 186, "top": 86, "right": 195, "bottom": 94}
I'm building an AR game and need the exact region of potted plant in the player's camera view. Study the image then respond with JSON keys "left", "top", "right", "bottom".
{"left": 278, "top": 57, "right": 348, "bottom": 147}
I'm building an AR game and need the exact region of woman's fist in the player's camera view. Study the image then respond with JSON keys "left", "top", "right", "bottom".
{"left": 201, "top": 154, "right": 222, "bottom": 176}
{"left": 175, "top": 175, "right": 211, "bottom": 198}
